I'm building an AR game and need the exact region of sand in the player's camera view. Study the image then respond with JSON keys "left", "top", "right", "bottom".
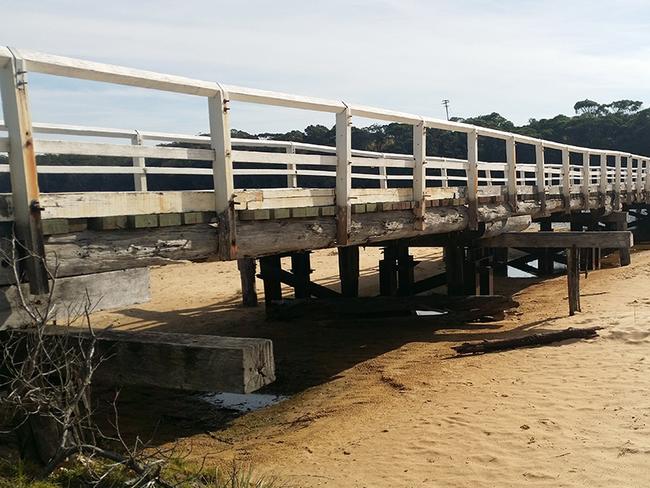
{"left": 94, "top": 246, "right": 650, "bottom": 487}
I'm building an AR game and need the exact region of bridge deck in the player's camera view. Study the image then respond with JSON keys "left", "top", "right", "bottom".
{"left": 0, "top": 46, "right": 648, "bottom": 288}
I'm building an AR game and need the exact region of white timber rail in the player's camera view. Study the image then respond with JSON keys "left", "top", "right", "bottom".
{"left": 0, "top": 45, "right": 649, "bottom": 261}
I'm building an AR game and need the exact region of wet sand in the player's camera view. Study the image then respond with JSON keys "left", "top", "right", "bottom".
{"left": 94, "top": 246, "right": 650, "bottom": 487}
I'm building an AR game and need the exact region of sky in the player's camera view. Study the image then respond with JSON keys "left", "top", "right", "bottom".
{"left": 2, "top": 0, "right": 650, "bottom": 135}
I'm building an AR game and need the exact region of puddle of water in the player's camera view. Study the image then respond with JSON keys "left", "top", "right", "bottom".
{"left": 199, "top": 392, "right": 287, "bottom": 412}
{"left": 415, "top": 310, "right": 448, "bottom": 316}
{"left": 508, "top": 260, "right": 537, "bottom": 278}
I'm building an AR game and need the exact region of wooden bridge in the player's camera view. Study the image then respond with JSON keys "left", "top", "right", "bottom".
{"left": 0, "top": 46, "right": 643, "bottom": 392}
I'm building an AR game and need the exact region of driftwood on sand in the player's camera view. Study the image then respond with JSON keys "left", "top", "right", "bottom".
{"left": 452, "top": 326, "right": 602, "bottom": 355}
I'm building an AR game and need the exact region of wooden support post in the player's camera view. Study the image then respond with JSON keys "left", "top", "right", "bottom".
{"left": 535, "top": 142, "right": 547, "bottom": 215}
{"left": 237, "top": 257, "right": 258, "bottom": 307}
{"left": 614, "top": 154, "right": 622, "bottom": 210}
{"left": 286, "top": 143, "right": 297, "bottom": 188}
{"left": 413, "top": 121, "right": 427, "bottom": 230}
{"left": 586, "top": 221, "right": 599, "bottom": 271}
{"left": 131, "top": 131, "right": 147, "bottom": 191}
{"left": 582, "top": 152, "right": 591, "bottom": 209}
{"left": 397, "top": 244, "right": 415, "bottom": 296}
{"left": 336, "top": 106, "right": 352, "bottom": 245}
{"left": 444, "top": 245, "right": 478, "bottom": 296}
{"left": 379, "top": 245, "right": 399, "bottom": 296}
{"left": 477, "top": 263, "right": 494, "bottom": 296}
{"left": 614, "top": 213, "right": 631, "bottom": 266}
{"left": 562, "top": 146, "right": 571, "bottom": 212}
{"left": 506, "top": 135, "right": 517, "bottom": 211}
{"left": 567, "top": 245, "right": 581, "bottom": 316}
{"left": 208, "top": 89, "right": 236, "bottom": 260}
{"left": 467, "top": 129, "right": 479, "bottom": 230}
{"left": 0, "top": 51, "right": 48, "bottom": 294}
{"left": 290, "top": 251, "right": 311, "bottom": 299}
{"left": 538, "top": 218, "right": 554, "bottom": 275}
{"left": 259, "top": 255, "right": 282, "bottom": 306}
{"left": 570, "top": 218, "right": 582, "bottom": 232}
{"left": 338, "top": 246, "right": 359, "bottom": 298}
{"left": 492, "top": 247, "right": 508, "bottom": 277}
{"left": 463, "top": 247, "right": 479, "bottom": 295}
{"left": 444, "top": 245, "right": 465, "bottom": 296}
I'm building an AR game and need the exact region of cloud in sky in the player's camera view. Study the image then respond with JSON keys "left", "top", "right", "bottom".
{"left": 2, "top": 0, "right": 650, "bottom": 134}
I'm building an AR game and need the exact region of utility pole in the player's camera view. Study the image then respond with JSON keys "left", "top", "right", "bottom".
{"left": 442, "top": 99, "right": 450, "bottom": 120}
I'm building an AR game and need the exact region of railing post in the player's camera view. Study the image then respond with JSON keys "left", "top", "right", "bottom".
{"left": 637, "top": 158, "right": 645, "bottom": 199}
{"left": 582, "top": 152, "right": 590, "bottom": 209}
{"left": 644, "top": 159, "right": 650, "bottom": 199}
{"left": 379, "top": 165, "right": 388, "bottom": 189}
{"left": 441, "top": 166, "right": 449, "bottom": 188}
{"left": 413, "top": 121, "right": 426, "bottom": 231}
{"left": 614, "top": 154, "right": 622, "bottom": 210}
{"left": 626, "top": 155, "right": 633, "bottom": 204}
{"left": 467, "top": 129, "right": 479, "bottom": 230}
{"left": 286, "top": 143, "right": 297, "bottom": 188}
{"left": 505, "top": 136, "right": 517, "bottom": 210}
{"left": 208, "top": 89, "right": 236, "bottom": 260}
{"left": 535, "top": 142, "right": 546, "bottom": 215}
{"left": 562, "top": 146, "right": 570, "bottom": 211}
{"left": 599, "top": 153, "right": 607, "bottom": 205}
{"left": 335, "top": 106, "right": 352, "bottom": 245}
{"left": 131, "top": 131, "right": 147, "bottom": 191}
{"left": 0, "top": 51, "right": 49, "bottom": 294}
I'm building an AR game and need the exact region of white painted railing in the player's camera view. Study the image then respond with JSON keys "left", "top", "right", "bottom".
{"left": 0, "top": 45, "right": 649, "bottom": 261}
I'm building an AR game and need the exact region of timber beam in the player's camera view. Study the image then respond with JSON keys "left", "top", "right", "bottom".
{"left": 478, "top": 231, "right": 633, "bottom": 249}
{"left": 278, "top": 269, "right": 340, "bottom": 299}
{"left": 7, "top": 326, "right": 275, "bottom": 393}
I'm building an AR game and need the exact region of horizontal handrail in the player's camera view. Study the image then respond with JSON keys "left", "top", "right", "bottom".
{"left": 1, "top": 46, "right": 649, "bottom": 159}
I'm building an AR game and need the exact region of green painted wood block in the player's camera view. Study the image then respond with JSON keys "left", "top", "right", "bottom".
{"left": 127, "top": 214, "right": 159, "bottom": 229}
{"left": 42, "top": 219, "right": 69, "bottom": 235}
{"left": 320, "top": 206, "right": 336, "bottom": 217}
{"left": 88, "top": 216, "right": 128, "bottom": 231}
{"left": 272, "top": 208, "right": 291, "bottom": 219}
{"left": 159, "top": 213, "right": 182, "bottom": 227}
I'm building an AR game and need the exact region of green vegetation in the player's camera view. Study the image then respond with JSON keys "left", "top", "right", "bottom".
{"left": 0, "top": 456, "right": 285, "bottom": 488}
{"left": 236, "top": 98, "right": 650, "bottom": 160}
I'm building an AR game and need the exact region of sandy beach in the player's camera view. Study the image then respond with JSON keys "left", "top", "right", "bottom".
{"left": 94, "top": 246, "right": 650, "bottom": 487}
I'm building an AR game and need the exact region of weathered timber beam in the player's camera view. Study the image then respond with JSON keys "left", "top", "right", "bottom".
{"left": 237, "top": 204, "right": 517, "bottom": 257}
{"left": 32, "top": 224, "right": 218, "bottom": 284}
{"left": 478, "top": 231, "right": 633, "bottom": 249}
{"left": 8, "top": 327, "right": 275, "bottom": 393}
{"left": 411, "top": 272, "right": 447, "bottom": 294}
{"left": 278, "top": 269, "right": 340, "bottom": 299}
